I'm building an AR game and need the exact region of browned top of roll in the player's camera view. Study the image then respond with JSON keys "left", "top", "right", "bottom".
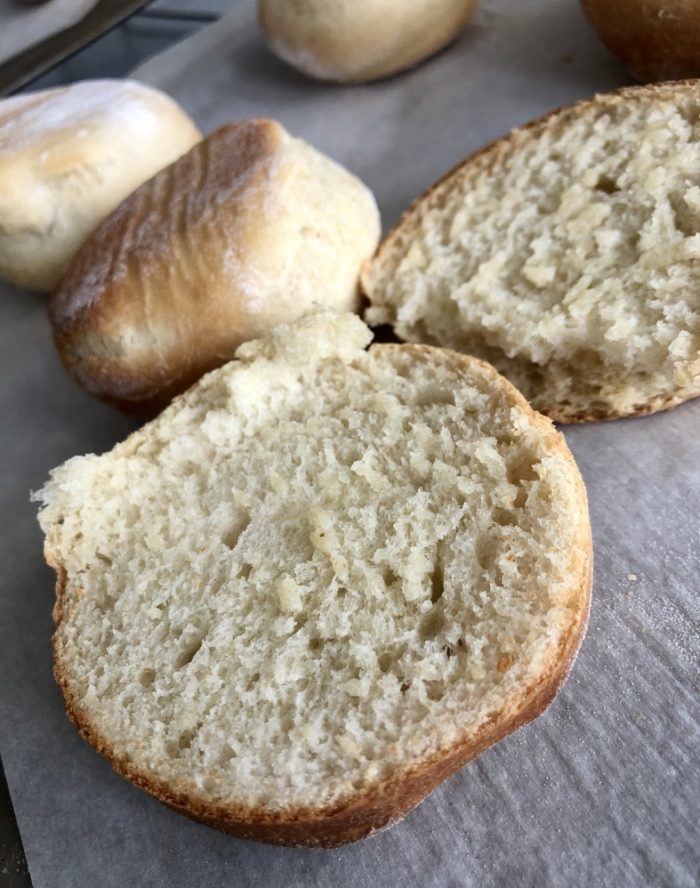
{"left": 50, "top": 118, "right": 380, "bottom": 412}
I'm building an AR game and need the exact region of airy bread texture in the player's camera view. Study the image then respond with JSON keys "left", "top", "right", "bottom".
{"left": 35, "top": 311, "right": 591, "bottom": 847}
{"left": 50, "top": 119, "right": 380, "bottom": 414}
{"left": 0, "top": 80, "right": 201, "bottom": 291}
{"left": 258, "top": 0, "right": 478, "bottom": 83}
{"left": 363, "top": 82, "right": 700, "bottom": 422}
{"left": 581, "top": 0, "right": 700, "bottom": 82}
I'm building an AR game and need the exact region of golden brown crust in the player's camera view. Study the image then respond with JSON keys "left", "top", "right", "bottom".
{"left": 541, "top": 388, "right": 697, "bottom": 424}
{"left": 46, "top": 344, "right": 592, "bottom": 847}
{"left": 580, "top": 0, "right": 700, "bottom": 82}
{"left": 362, "top": 81, "right": 700, "bottom": 424}
{"left": 49, "top": 118, "right": 378, "bottom": 413}
{"left": 50, "top": 120, "right": 284, "bottom": 413}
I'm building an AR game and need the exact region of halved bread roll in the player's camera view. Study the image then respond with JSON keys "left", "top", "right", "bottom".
{"left": 363, "top": 81, "right": 700, "bottom": 422}
{"left": 35, "top": 310, "right": 591, "bottom": 847}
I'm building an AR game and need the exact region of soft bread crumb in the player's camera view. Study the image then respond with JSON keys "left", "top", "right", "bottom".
{"left": 364, "top": 83, "right": 700, "bottom": 420}
{"left": 35, "top": 310, "right": 590, "bottom": 814}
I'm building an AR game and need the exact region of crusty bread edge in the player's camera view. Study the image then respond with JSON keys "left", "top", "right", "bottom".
{"left": 45, "top": 344, "right": 592, "bottom": 848}
{"left": 361, "top": 79, "right": 700, "bottom": 423}
{"left": 543, "top": 387, "right": 697, "bottom": 424}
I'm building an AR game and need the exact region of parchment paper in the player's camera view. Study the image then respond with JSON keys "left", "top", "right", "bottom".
{"left": 0, "top": 1, "right": 698, "bottom": 886}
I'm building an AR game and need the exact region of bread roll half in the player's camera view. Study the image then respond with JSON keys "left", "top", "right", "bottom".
{"left": 36, "top": 310, "right": 591, "bottom": 847}
{"left": 0, "top": 80, "right": 201, "bottom": 291}
{"left": 50, "top": 119, "right": 380, "bottom": 413}
{"left": 363, "top": 81, "right": 700, "bottom": 422}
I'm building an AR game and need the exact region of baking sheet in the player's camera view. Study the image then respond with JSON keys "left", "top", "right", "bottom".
{"left": 1, "top": 1, "right": 698, "bottom": 886}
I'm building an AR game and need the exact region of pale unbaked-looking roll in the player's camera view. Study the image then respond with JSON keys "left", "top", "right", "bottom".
{"left": 0, "top": 80, "right": 202, "bottom": 292}
{"left": 50, "top": 119, "right": 381, "bottom": 413}
{"left": 258, "top": 0, "right": 479, "bottom": 83}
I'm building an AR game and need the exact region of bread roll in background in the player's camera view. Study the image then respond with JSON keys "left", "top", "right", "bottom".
{"left": 50, "top": 119, "right": 381, "bottom": 413}
{"left": 580, "top": 0, "right": 700, "bottom": 82}
{"left": 0, "top": 80, "right": 201, "bottom": 292}
{"left": 258, "top": 0, "right": 479, "bottom": 83}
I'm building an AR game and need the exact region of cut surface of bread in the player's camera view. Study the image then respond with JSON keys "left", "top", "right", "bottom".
{"left": 50, "top": 119, "right": 380, "bottom": 413}
{"left": 35, "top": 311, "right": 591, "bottom": 847}
{"left": 363, "top": 81, "right": 700, "bottom": 422}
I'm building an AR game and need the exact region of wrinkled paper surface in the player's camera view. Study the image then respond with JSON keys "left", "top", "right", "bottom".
{"left": 0, "top": 1, "right": 697, "bottom": 885}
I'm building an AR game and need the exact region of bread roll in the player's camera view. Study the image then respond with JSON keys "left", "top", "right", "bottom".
{"left": 0, "top": 80, "right": 201, "bottom": 292}
{"left": 580, "top": 0, "right": 700, "bottom": 82}
{"left": 258, "top": 0, "right": 479, "bottom": 83}
{"left": 51, "top": 119, "right": 381, "bottom": 413}
{"left": 35, "top": 310, "right": 591, "bottom": 847}
{"left": 363, "top": 82, "right": 700, "bottom": 422}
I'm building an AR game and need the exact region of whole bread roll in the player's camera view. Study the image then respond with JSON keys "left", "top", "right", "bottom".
{"left": 258, "top": 0, "right": 479, "bottom": 83}
{"left": 580, "top": 0, "right": 700, "bottom": 82}
{"left": 50, "top": 119, "right": 381, "bottom": 413}
{"left": 0, "top": 80, "right": 201, "bottom": 292}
